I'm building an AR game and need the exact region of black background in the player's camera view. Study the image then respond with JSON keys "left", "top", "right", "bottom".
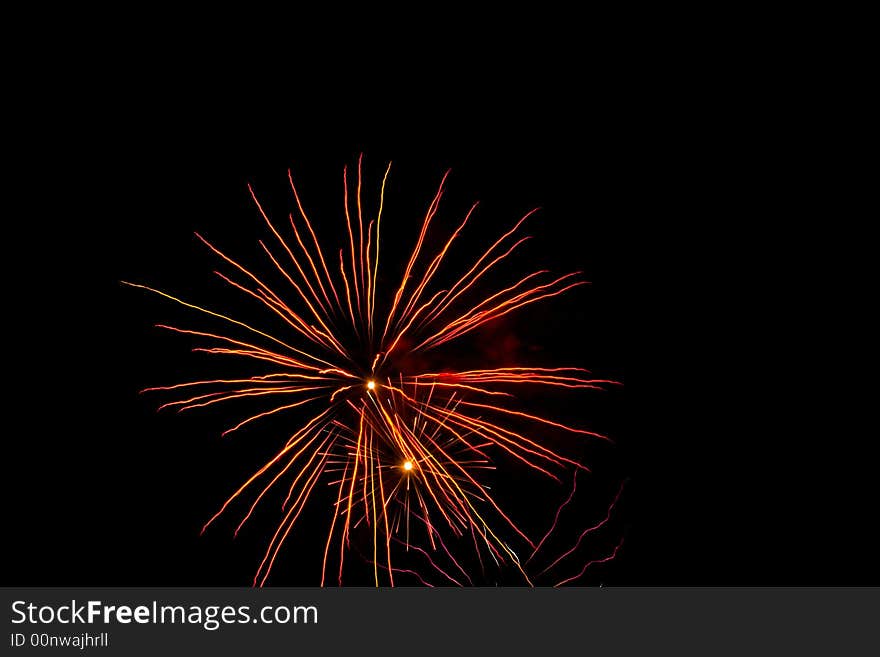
{"left": 4, "top": 59, "right": 875, "bottom": 586}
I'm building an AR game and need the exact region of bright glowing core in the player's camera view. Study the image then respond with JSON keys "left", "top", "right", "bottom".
{"left": 366, "top": 379, "right": 376, "bottom": 390}
{"left": 403, "top": 460, "right": 414, "bottom": 471}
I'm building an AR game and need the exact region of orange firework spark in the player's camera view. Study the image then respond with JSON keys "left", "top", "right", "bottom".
{"left": 126, "top": 156, "right": 618, "bottom": 585}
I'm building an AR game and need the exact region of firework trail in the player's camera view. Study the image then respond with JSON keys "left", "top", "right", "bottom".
{"left": 126, "top": 156, "right": 619, "bottom": 585}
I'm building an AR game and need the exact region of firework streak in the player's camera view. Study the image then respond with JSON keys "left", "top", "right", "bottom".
{"left": 126, "top": 157, "right": 619, "bottom": 586}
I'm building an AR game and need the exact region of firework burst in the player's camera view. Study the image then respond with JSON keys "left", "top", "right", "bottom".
{"left": 126, "top": 156, "right": 618, "bottom": 585}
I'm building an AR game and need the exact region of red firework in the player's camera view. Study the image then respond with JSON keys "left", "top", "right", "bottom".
{"left": 126, "top": 156, "right": 619, "bottom": 586}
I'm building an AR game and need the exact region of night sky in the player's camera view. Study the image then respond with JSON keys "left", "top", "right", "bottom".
{"left": 5, "top": 69, "right": 873, "bottom": 586}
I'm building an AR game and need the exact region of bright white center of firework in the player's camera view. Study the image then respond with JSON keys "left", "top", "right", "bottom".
{"left": 366, "top": 379, "right": 376, "bottom": 390}
{"left": 403, "top": 461, "right": 413, "bottom": 471}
